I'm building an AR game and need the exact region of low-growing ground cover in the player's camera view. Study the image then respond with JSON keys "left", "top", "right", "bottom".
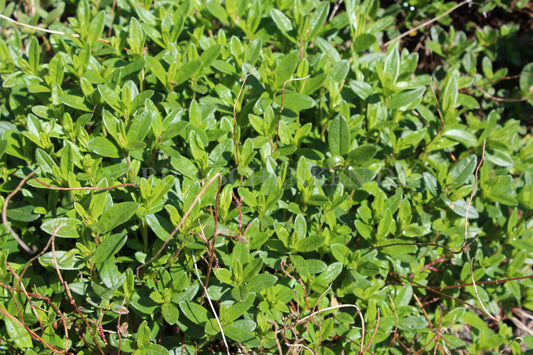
{"left": 0, "top": 0, "right": 532, "bottom": 353}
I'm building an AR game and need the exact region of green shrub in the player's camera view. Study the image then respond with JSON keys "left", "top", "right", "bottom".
{"left": 0, "top": 0, "right": 532, "bottom": 353}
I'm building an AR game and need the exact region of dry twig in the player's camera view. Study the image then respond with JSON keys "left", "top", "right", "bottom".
{"left": 2, "top": 171, "right": 38, "bottom": 254}
{"left": 136, "top": 173, "right": 221, "bottom": 278}
{"left": 191, "top": 252, "right": 230, "bottom": 355}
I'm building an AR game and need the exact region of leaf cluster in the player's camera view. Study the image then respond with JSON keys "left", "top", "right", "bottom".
{"left": 0, "top": 0, "right": 532, "bottom": 354}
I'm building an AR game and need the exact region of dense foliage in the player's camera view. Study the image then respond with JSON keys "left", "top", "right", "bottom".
{"left": 0, "top": 0, "right": 532, "bottom": 353}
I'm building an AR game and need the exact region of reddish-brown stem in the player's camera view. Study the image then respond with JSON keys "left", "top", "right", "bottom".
{"left": 136, "top": 173, "right": 221, "bottom": 278}
{"left": 363, "top": 308, "right": 380, "bottom": 354}
{"left": 108, "top": 0, "right": 116, "bottom": 37}
{"left": 0, "top": 305, "right": 70, "bottom": 354}
{"left": 472, "top": 81, "right": 532, "bottom": 102}
{"left": 2, "top": 171, "right": 38, "bottom": 253}
{"left": 51, "top": 226, "right": 106, "bottom": 355}
{"left": 437, "top": 274, "right": 533, "bottom": 289}
{"left": 6, "top": 263, "right": 43, "bottom": 328}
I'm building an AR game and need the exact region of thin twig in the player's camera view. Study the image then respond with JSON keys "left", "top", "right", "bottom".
{"left": 470, "top": 256, "right": 499, "bottom": 321}
{"left": 280, "top": 257, "right": 311, "bottom": 314}
{"left": 383, "top": 0, "right": 473, "bottom": 47}
{"left": 433, "top": 275, "right": 533, "bottom": 289}
{"left": 191, "top": 252, "right": 230, "bottom": 355}
{"left": 0, "top": 280, "right": 70, "bottom": 351}
{"left": 472, "top": 82, "right": 533, "bottom": 102}
{"left": 268, "top": 320, "right": 284, "bottom": 355}
{"left": 0, "top": 13, "right": 74, "bottom": 35}
{"left": 18, "top": 234, "right": 55, "bottom": 281}
{"left": 285, "top": 343, "right": 316, "bottom": 354}
{"left": 51, "top": 225, "right": 106, "bottom": 355}
{"left": 400, "top": 275, "right": 486, "bottom": 314}
{"left": 294, "top": 304, "right": 366, "bottom": 355}
{"left": 363, "top": 308, "right": 380, "bottom": 354}
{"left": 0, "top": 13, "right": 111, "bottom": 43}
{"left": 116, "top": 297, "right": 127, "bottom": 355}
{"left": 2, "top": 171, "right": 38, "bottom": 254}
{"left": 108, "top": 0, "right": 116, "bottom": 37}
{"left": 6, "top": 263, "right": 43, "bottom": 328}
{"left": 0, "top": 305, "right": 70, "bottom": 354}
{"left": 136, "top": 173, "right": 221, "bottom": 278}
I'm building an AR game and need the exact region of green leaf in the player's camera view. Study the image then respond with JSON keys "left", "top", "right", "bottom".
{"left": 224, "top": 325, "right": 258, "bottom": 344}
{"left": 146, "top": 344, "right": 170, "bottom": 354}
{"left": 146, "top": 56, "right": 167, "bottom": 86}
{"left": 350, "top": 80, "right": 373, "bottom": 100}
{"left": 487, "top": 191, "right": 517, "bottom": 206}
{"left": 212, "top": 60, "right": 236, "bottom": 75}
{"left": 170, "top": 154, "right": 199, "bottom": 180}
{"left": 442, "top": 75, "right": 458, "bottom": 114}
{"left": 296, "top": 234, "right": 325, "bottom": 252}
{"left": 98, "top": 85, "right": 121, "bottom": 111}
{"left": 444, "top": 128, "right": 477, "bottom": 147}
{"left": 340, "top": 168, "right": 376, "bottom": 189}
{"left": 312, "top": 262, "right": 343, "bottom": 292}
{"left": 308, "top": 2, "right": 329, "bottom": 39}
{"left": 198, "top": 45, "right": 221, "bottom": 72}
{"left": 137, "top": 320, "right": 151, "bottom": 348}
{"left": 172, "top": 60, "right": 202, "bottom": 87}
{"left": 36, "top": 148, "right": 59, "bottom": 176}
{"left": 162, "top": 303, "right": 180, "bottom": 325}
{"left": 94, "top": 233, "right": 128, "bottom": 265}
{"left": 4, "top": 316, "right": 32, "bottom": 348}
{"left": 486, "top": 148, "right": 514, "bottom": 168}
{"left": 59, "top": 94, "right": 91, "bottom": 111}
{"left": 389, "top": 87, "right": 426, "bottom": 110}
{"left": 401, "top": 316, "right": 428, "bottom": 331}
{"left": 331, "top": 243, "right": 352, "bottom": 265}
{"left": 179, "top": 301, "right": 209, "bottom": 325}
{"left": 328, "top": 116, "right": 351, "bottom": 156}
{"left": 127, "top": 110, "right": 154, "bottom": 144}
{"left": 274, "top": 52, "right": 299, "bottom": 90}
{"left": 41, "top": 218, "right": 81, "bottom": 238}
{"left": 90, "top": 202, "right": 139, "bottom": 234}
{"left": 348, "top": 145, "right": 378, "bottom": 165}
{"left": 87, "top": 137, "right": 120, "bottom": 158}
{"left": 376, "top": 209, "right": 393, "bottom": 239}
{"left": 214, "top": 268, "right": 234, "bottom": 284}
{"left": 274, "top": 92, "right": 315, "bottom": 111}
{"left": 384, "top": 48, "right": 400, "bottom": 84}
{"left": 307, "top": 194, "right": 330, "bottom": 206}
{"left": 206, "top": 0, "right": 229, "bottom": 24}
{"left": 519, "top": 62, "right": 533, "bottom": 95}
{"left": 449, "top": 200, "right": 479, "bottom": 219}
{"left": 353, "top": 33, "right": 377, "bottom": 53}
{"left": 271, "top": 8, "right": 293, "bottom": 33}
{"left": 87, "top": 12, "right": 105, "bottom": 46}
{"left": 99, "top": 257, "right": 126, "bottom": 289}
{"left": 147, "top": 175, "right": 175, "bottom": 207}
{"left": 221, "top": 294, "right": 255, "bottom": 323}
{"left": 449, "top": 155, "right": 477, "bottom": 186}
{"left": 39, "top": 250, "right": 84, "bottom": 270}
{"left": 293, "top": 214, "right": 307, "bottom": 240}
{"left": 423, "top": 172, "right": 439, "bottom": 196}
{"left": 247, "top": 273, "right": 277, "bottom": 293}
